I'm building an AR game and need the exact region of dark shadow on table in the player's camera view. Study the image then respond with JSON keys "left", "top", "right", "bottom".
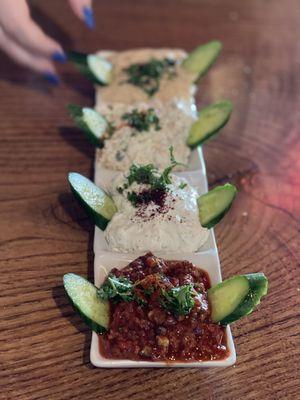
{"left": 57, "top": 192, "right": 92, "bottom": 232}
{"left": 52, "top": 283, "right": 95, "bottom": 370}
{"left": 0, "top": 52, "right": 52, "bottom": 94}
{"left": 53, "top": 189, "right": 96, "bottom": 368}
{"left": 58, "top": 126, "right": 95, "bottom": 159}
{"left": 62, "top": 72, "right": 95, "bottom": 98}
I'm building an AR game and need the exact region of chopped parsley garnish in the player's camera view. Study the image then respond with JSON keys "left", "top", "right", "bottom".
{"left": 160, "top": 284, "right": 196, "bottom": 316}
{"left": 127, "top": 191, "right": 139, "bottom": 206}
{"left": 179, "top": 182, "right": 187, "bottom": 189}
{"left": 97, "top": 275, "right": 134, "bottom": 303}
{"left": 122, "top": 108, "right": 161, "bottom": 132}
{"left": 123, "top": 58, "right": 177, "bottom": 96}
{"left": 98, "top": 273, "right": 197, "bottom": 316}
{"left": 116, "top": 146, "right": 186, "bottom": 206}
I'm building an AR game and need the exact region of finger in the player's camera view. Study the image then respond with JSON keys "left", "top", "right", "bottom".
{"left": 0, "top": 27, "right": 60, "bottom": 84}
{"left": 0, "top": 0, "right": 66, "bottom": 60}
{"left": 68, "top": 0, "right": 95, "bottom": 29}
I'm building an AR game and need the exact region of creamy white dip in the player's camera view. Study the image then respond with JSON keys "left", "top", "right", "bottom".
{"left": 96, "top": 101, "right": 195, "bottom": 171}
{"left": 104, "top": 174, "right": 209, "bottom": 253}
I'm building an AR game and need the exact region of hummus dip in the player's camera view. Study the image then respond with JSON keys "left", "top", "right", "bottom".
{"left": 104, "top": 172, "right": 209, "bottom": 253}
{"left": 95, "top": 48, "right": 197, "bottom": 109}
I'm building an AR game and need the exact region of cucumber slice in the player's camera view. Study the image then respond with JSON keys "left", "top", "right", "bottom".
{"left": 67, "top": 51, "right": 113, "bottom": 85}
{"left": 198, "top": 183, "right": 237, "bottom": 229}
{"left": 68, "top": 172, "right": 117, "bottom": 231}
{"left": 63, "top": 273, "right": 109, "bottom": 333}
{"left": 187, "top": 101, "right": 233, "bottom": 148}
{"left": 87, "top": 54, "right": 113, "bottom": 85}
{"left": 208, "top": 273, "right": 268, "bottom": 325}
{"left": 68, "top": 104, "right": 107, "bottom": 147}
{"left": 182, "top": 40, "right": 222, "bottom": 80}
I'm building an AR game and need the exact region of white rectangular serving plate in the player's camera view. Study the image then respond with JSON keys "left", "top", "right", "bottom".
{"left": 90, "top": 145, "right": 236, "bottom": 368}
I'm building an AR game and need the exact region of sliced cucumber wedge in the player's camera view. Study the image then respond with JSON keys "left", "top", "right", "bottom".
{"left": 63, "top": 273, "right": 109, "bottom": 333}
{"left": 67, "top": 51, "right": 113, "bottom": 85}
{"left": 68, "top": 172, "right": 117, "bottom": 231}
{"left": 87, "top": 54, "right": 113, "bottom": 85}
{"left": 68, "top": 104, "right": 107, "bottom": 147}
{"left": 208, "top": 273, "right": 268, "bottom": 325}
{"left": 198, "top": 183, "right": 237, "bottom": 229}
{"left": 182, "top": 40, "right": 222, "bottom": 80}
{"left": 187, "top": 101, "right": 233, "bottom": 148}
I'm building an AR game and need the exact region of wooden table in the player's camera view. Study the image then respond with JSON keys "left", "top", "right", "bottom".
{"left": 1, "top": 1, "right": 299, "bottom": 399}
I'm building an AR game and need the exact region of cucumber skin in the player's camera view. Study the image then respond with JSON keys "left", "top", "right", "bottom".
{"left": 198, "top": 184, "right": 237, "bottom": 229}
{"left": 69, "top": 183, "right": 111, "bottom": 231}
{"left": 67, "top": 104, "right": 103, "bottom": 148}
{"left": 63, "top": 274, "right": 108, "bottom": 334}
{"left": 182, "top": 40, "right": 222, "bottom": 81}
{"left": 217, "top": 273, "right": 268, "bottom": 325}
{"left": 65, "top": 289, "right": 108, "bottom": 334}
{"left": 187, "top": 101, "right": 233, "bottom": 149}
{"left": 67, "top": 51, "right": 107, "bottom": 85}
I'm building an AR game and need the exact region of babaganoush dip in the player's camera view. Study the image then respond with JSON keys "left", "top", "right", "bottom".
{"left": 96, "top": 101, "right": 194, "bottom": 171}
{"left": 98, "top": 253, "right": 228, "bottom": 362}
{"left": 104, "top": 151, "right": 209, "bottom": 253}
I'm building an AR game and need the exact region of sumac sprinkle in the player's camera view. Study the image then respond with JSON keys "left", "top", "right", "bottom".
{"left": 136, "top": 189, "right": 167, "bottom": 207}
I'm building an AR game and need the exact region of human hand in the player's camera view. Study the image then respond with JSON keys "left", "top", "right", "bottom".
{"left": 0, "top": 0, "right": 94, "bottom": 84}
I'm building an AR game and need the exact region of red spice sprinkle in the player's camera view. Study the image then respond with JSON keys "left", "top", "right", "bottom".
{"left": 136, "top": 188, "right": 167, "bottom": 207}
{"left": 134, "top": 188, "right": 170, "bottom": 220}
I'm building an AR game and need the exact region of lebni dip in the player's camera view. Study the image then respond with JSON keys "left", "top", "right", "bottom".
{"left": 104, "top": 159, "right": 209, "bottom": 253}
{"left": 98, "top": 253, "right": 228, "bottom": 362}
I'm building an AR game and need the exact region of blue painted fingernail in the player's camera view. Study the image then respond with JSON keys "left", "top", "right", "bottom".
{"left": 52, "top": 51, "right": 67, "bottom": 63}
{"left": 83, "top": 6, "right": 95, "bottom": 29}
{"left": 43, "top": 72, "right": 60, "bottom": 85}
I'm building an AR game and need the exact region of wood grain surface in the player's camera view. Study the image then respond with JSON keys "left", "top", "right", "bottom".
{"left": 0, "top": 1, "right": 299, "bottom": 399}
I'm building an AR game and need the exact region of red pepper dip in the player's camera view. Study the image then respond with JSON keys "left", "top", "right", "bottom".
{"left": 99, "top": 253, "right": 228, "bottom": 362}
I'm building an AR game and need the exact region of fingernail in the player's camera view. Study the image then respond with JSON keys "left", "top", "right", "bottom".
{"left": 83, "top": 6, "right": 95, "bottom": 29}
{"left": 43, "top": 72, "right": 60, "bottom": 85}
{"left": 52, "top": 51, "right": 67, "bottom": 63}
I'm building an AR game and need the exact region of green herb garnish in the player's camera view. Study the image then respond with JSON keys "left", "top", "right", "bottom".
{"left": 127, "top": 191, "right": 139, "bottom": 207}
{"left": 161, "top": 284, "right": 195, "bottom": 316}
{"left": 159, "top": 146, "right": 186, "bottom": 186}
{"left": 122, "top": 108, "right": 161, "bottom": 132}
{"left": 116, "top": 147, "right": 186, "bottom": 206}
{"left": 97, "top": 274, "right": 149, "bottom": 305}
{"left": 123, "top": 58, "right": 176, "bottom": 96}
{"left": 98, "top": 273, "right": 197, "bottom": 317}
{"left": 97, "top": 275, "right": 134, "bottom": 303}
{"left": 179, "top": 182, "right": 187, "bottom": 189}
